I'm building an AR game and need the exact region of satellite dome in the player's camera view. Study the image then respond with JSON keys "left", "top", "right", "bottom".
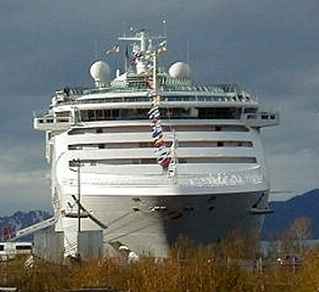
{"left": 89, "top": 61, "right": 111, "bottom": 82}
{"left": 169, "top": 62, "right": 191, "bottom": 79}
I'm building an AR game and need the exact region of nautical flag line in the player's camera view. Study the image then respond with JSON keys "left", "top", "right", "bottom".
{"left": 145, "top": 67, "right": 173, "bottom": 171}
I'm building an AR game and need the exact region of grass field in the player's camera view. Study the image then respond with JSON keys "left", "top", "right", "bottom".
{"left": 1, "top": 232, "right": 319, "bottom": 292}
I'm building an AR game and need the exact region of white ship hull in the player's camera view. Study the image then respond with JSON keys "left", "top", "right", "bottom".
{"left": 57, "top": 189, "right": 268, "bottom": 257}
{"left": 55, "top": 159, "right": 269, "bottom": 256}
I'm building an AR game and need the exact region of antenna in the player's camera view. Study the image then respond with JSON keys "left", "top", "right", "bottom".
{"left": 186, "top": 39, "right": 190, "bottom": 65}
{"left": 162, "top": 18, "right": 167, "bottom": 37}
{"left": 122, "top": 21, "right": 127, "bottom": 37}
{"left": 94, "top": 40, "right": 98, "bottom": 59}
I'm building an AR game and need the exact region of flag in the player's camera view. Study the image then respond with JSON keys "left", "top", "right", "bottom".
{"left": 152, "top": 95, "right": 161, "bottom": 104}
{"left": 159, "top": 157, "right": 171, "bottom": 168}
{"left": 105, "top": 44, "right": 120, "bottom": 55}
{"left": 152, "top": 125, "right": 162, "bottom": 132}
{"left": 153, "top": 133, "right": 163, "bottom": 142}
{"left": 158, "top": 46, "right": 168, "bottom": 54}
{"left": 133, "top": 51, "right": 143, "bottom": 58}
{"left": 151, "top": 118, "right": 161, "bottom": 126}
{"left": 156, "top": 145, "right": 167, "bottom": 152}
{"left": 159, "top": 40, "right": 167, "bottom": 47}
{"left": 152, "top": 128, "right": 163, "bottom": 138}
{"left": 149, "top": 109, "right": 160, "bottom": 118}
{"left": 156, "top": 146, "right": 169, "bottom": 156}
{"left": 157, "top": 40, "right": 167, "bottom": 55}
{"left": 156, "top": 149, "right": 169, "bottom": 158}
{"left": 151, "top": 117, "right": 160, "bottom": 125}
{"left": 146, "top": 80, "right": 154, "bottom": 90}
{"left": 149, "top": 111, "right": 160, "bottom": 120}
{"left": 152, "top": 122, "right": 161, "bottom": 129}
{"left": 148, "top": 106, "right": 159, "bottom": 116}
{"left": 154, "top": 138, "right": 165, "bottom": 147}
{"left": 157, "top": 153, "right": 168, "bottom": 162}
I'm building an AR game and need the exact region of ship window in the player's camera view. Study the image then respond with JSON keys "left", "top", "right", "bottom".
{"left": 56, "top": 118, "right": 69, "bottom": 123}
{"left": 247, "top": 114, "right": 256, "bottom": 119}
{"left": 96, "top": 110, "right": 105, "bottom": 120}
{"left": 66, "top": 93, "right": 251, "bottom": 105}
{"left": 222, "top": 125, "right": 247, "bottom": 132}
{"left": 88, "top": 110, "right": 96, "bottom": 121}
{"left": 198, "top": 107, "right": 241, "bottom": 119}
{"left": 73, "top": 157, "right": 257, "bottom": 166}
{"left": 179, "top": 141, "right": 216, "bottom": 147}
{"left": 16, "top": 245, "right": 32, "bottom": 251}
{"left": 96, "top": 128, "right": 103, "bottom": 133}
{"left": 67, "top": 141, "right": 252, "bottom": 150}
{"left": 55, "top": 111, "right": 70, "bottom": 117}
{"left": 68, "top": 124, "right": 249, "bottom": 135}
{"left": 81, "top": 110, "right": 89, "bottom": 121}
{"left": 79, "top": 107, "right": 242, "bottom": 121}
{"left": 68, "top": 145, "right": 82, "bottom": 150}
{"left": 0, "top": 245, "right": 4, "bottom": 251}
{"left": 244, "top": 108, "right": 257, "bottom": 114}
{"left": 180, "top": 157, "right": 257, "bottom": 163}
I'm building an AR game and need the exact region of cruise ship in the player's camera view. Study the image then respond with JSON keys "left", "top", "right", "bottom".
{"left": 33, "top": 29, "right": 279, "bottom": 257}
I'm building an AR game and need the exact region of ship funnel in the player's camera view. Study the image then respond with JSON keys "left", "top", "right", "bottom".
{"left": 169, "top": 62, "right": 191, "bottom": 79}
{"left": 90, "top": 60, "right": 111, "bottom": 88}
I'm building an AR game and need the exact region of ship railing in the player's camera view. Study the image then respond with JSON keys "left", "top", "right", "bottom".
{"left": 53, "top": 93, "right": 257, "bottom": 107}
{"left": 33, "top": 112, "right": 73, "bottom": 130}
{"left": 32, "top": 110, "right": 51, "bottom": 118}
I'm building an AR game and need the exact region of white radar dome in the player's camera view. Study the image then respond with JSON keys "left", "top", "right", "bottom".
{"left": 169, "top": 62, "right": 191, "bottom": 79}
{"left": 89, "top": 60, "right": 111, "bottom": 82}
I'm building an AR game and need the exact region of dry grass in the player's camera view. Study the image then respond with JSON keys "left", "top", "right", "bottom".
{"left": 1, "top": 236, "right": 319, "bottom": 292}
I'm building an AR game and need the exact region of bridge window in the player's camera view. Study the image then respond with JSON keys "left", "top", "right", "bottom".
{"left": 79, "top": 107, "right": 242, "bottom": 122}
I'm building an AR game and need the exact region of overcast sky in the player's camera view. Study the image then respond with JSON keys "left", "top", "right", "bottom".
{"left": 0, "top": 0, "right": 318, "bottom": 215}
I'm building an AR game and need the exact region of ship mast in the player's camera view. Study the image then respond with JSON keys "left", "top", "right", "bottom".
{"left": 118, "top": 29, "right": 177, "bottom": 175}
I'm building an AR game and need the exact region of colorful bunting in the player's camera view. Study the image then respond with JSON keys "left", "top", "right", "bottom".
{"left": 146, "top": 64, "right": 173, "bottom": 171}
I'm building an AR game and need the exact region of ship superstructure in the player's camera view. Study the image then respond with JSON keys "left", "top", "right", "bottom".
{"left": 33, "top": 29, "right": 279, "bottom": 257}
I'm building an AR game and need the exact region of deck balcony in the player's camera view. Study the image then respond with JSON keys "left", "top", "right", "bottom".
{"left": 33, "top": 113, "right": 73, "bottom": 131}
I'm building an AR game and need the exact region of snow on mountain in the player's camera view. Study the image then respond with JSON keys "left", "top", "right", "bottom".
{"left": 0, "top": 210, "right": 51, "bottom": 240}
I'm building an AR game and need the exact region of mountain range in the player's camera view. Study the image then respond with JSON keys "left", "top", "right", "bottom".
{"left": 262, "top": 189, "right": 319, "bottom": 239}
{"left": 0, "top": 189, "right": 318, "bottom": 241}
{"left": 0, "top": 210, "right": 51, "bottom": 241}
